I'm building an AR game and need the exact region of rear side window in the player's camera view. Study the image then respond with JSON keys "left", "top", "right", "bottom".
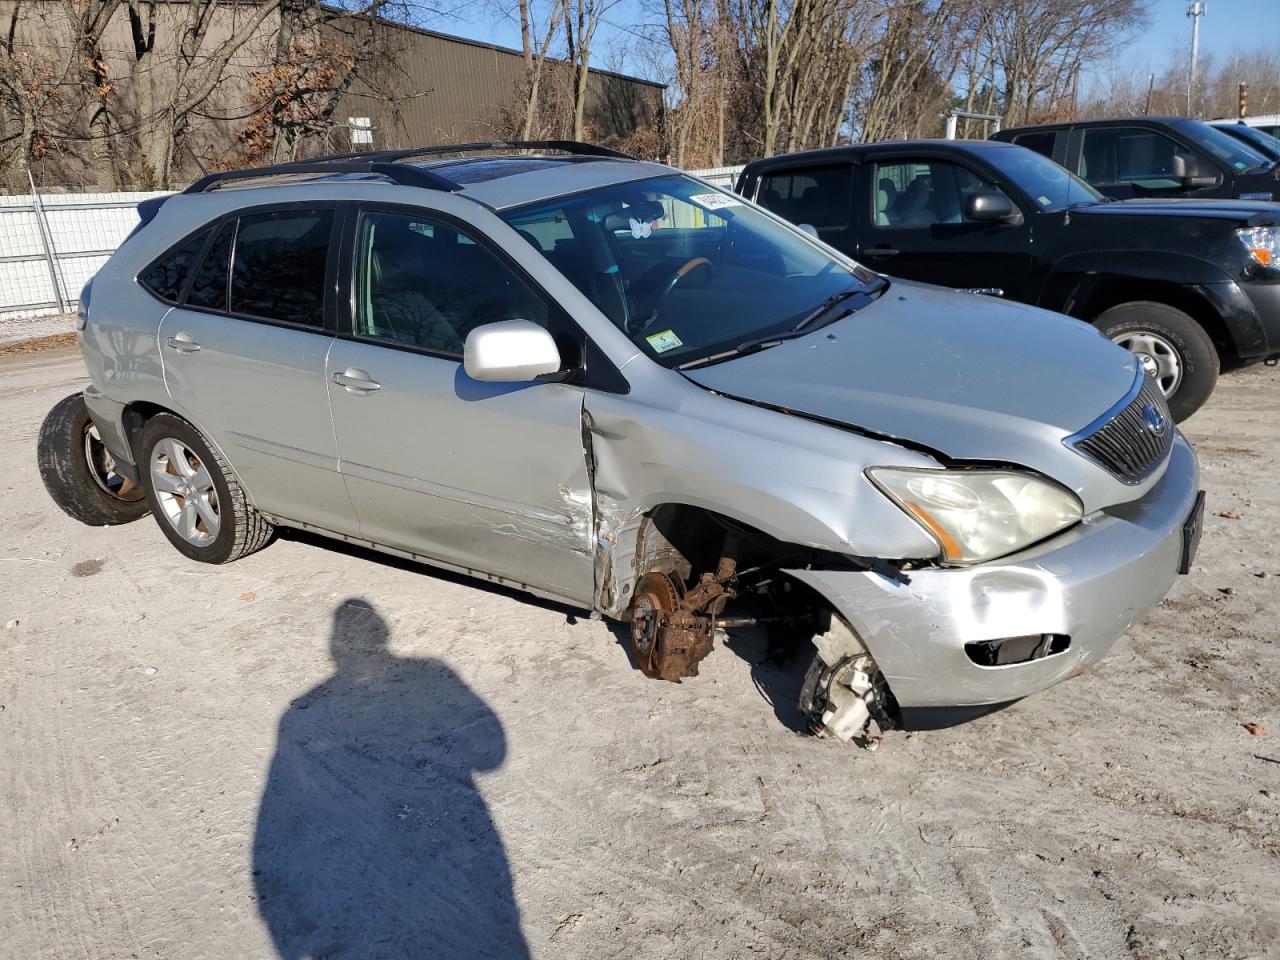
{"left": 1012, "top": 131, "right": 1056, "bottom": 159}
{"left": 230, "top": 209, "right": 333, "bottom": 326}
{"left": 140, "top": 228, "right": 211, "bottom": 303}
{"left": 186, "top": 221, "right": 235, "bottom": 311}
{"left": 756, "top": 165, "right": 852, "bottom": 228}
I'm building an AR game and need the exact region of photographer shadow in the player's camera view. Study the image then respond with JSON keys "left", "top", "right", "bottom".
{"left": 253, "top": 598, "right": 529, "bottom": 960}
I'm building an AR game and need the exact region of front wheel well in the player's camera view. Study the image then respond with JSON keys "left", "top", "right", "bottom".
{"left": 1074, "top": 279, "right": 1239, "bottom": 367}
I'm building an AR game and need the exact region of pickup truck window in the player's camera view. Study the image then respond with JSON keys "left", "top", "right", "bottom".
{"left": 1010, "top": 130, "right": 1056, "bottom": 160}
{"left": 872, "top": 160, "right": 998, "bottom": 226}
{"left": 1081, "top": 127, "right": 1189, "bottom": 190}
{"left": 1169, "top": 119, "right": 1272, "bottom": 172}
{"left": 756, "top": 165, "right": 851, "bottom": 228}
{"left": 983, "top": 147, "right": 1101, "bottom": 211}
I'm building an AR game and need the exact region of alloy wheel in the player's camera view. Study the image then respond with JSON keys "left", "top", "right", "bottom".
{"left": 150, "top": 438, "right": 220, "bottom": 546}
{"left": 83, "top": 423, "right": 145, "bottom": 503}
{"left": 1110, "top": 329, "right": 1183, "bottom": 398}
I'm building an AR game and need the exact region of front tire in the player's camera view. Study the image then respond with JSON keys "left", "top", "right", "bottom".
{"left": 38, "top": 392, "right": 150, "bottom": 526}
{"left": 138, "top": 413, "right": 273, "bottom": 564}
{"left": 1094, "top": 302, "right": 1218, "bottom": 422}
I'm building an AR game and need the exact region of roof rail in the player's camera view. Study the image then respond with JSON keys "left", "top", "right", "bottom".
{"left": 183, "top": 160, "right": 462, "bottom": 195}
{"left": 304, "top": 140, "right": 635, "bottom": 165}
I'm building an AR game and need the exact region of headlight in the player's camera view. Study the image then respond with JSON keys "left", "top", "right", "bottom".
{"left": 1236, "top": 225, "right": 1280, "bottom": 267}
{"left": 867, "top": 468, "right": 1083, "bottom": 565}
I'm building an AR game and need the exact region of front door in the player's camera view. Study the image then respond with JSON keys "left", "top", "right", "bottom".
{"left": 157, "top": 205, "right": 354, "bottom": 533}
{"left": 326, "top": 206, "right": 595, "bottom": 605}
{"left": 855, "top": 155, "right": 1035, "bottom": 302}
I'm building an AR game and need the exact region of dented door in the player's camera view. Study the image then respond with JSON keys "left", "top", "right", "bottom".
{"left": 326, "top": 340, "right": 595, "bottom": 603}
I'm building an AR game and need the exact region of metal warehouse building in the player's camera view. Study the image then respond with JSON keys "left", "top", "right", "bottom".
{"left": 337, "top": 22, "right": 666, "bottom": 149}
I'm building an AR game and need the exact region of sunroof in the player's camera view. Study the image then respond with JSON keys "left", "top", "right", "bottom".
{"left": 420, "top": 156, "right": 576, "bottom": 185}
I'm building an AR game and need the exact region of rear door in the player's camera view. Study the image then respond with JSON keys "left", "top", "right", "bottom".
{"left": 156, "top": 204, "right": 355, "bottom": 532}
{"left": 853, "top": 152, "right": 1035, "bottom": 301}
{"left": 324, "top": 204, "right": 595, "bottom": 605}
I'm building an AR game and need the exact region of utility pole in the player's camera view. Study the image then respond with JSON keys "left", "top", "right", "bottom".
{"left": 1187, "top": 0, "right": 1206, "bottom": 116}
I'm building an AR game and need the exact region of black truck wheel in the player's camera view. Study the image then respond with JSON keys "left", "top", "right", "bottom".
{"left": 38, "top": 392, "right": 150, "bottom": 525}
{"left": 138, "top": 413, "right": 274, "bottom": 564}
{"left": 1094, "top": 302, "right": 1218, "bottom": 422}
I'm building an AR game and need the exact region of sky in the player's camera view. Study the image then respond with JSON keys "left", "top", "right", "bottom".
{"left": 429, "top": 0, "right": 1279, "bottom": 90}
{"left": 1127, "top": 0, "right": 1280, "bottom": 74}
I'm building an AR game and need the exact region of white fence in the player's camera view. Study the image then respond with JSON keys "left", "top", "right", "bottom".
{"left": 0, "top": 189, "right": 170, "bottom": 319}
{"left": 688, "top": 165, "right": 745, "bottom": 189}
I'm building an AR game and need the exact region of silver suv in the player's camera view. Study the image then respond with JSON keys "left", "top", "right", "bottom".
{"left": 59, "top": 142, "right": 1204, "bottom": 743}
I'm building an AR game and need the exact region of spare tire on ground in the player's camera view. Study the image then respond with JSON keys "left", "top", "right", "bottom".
{"left": 38, "top": 392, "right": 149, "bottom": 525}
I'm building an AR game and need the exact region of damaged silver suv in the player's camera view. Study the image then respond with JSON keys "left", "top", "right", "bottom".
{"left": 54, "top": 141, "right": 1204, "bottom": 743}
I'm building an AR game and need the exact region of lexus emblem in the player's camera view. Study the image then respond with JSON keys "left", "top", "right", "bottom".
{"left": 1142, "top": 403, "right": 1168, "bottom": 437}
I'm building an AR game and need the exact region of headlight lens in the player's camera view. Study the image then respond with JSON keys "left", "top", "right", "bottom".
{"left": 1236, "top": 225, "right": 1280, "bottom": 267}
{"left": 867, "top": 468, "right": 1084, "bottom": 564}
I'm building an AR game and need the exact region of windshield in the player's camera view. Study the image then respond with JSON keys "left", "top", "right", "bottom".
{"left": 500, "top": 174, "right": 879, "bottom": 368}
{"left": 1215, "top": 123, "right": 1280, "bottom": 161}
{"left": 983, "top": 147, "right": 1103, "bottom": 211}
{"left": 1173, "top": 119, "right": 1272, "bottom": 172}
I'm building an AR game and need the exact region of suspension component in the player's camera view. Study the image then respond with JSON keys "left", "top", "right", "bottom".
{"left": 628, "top": 552, "right": 739, "bottom": 682}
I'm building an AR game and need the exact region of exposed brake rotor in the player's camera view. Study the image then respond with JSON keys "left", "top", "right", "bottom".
{"left": 629, "top": 571, "right": 719, "bottom": 682}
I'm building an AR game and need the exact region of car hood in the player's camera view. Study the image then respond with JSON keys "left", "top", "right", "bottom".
{"left": 682, "top": 280, "right": 1149, "bottom": 510}
{"left": 1076, "top": 196, "right": 1280, "bottom": 222}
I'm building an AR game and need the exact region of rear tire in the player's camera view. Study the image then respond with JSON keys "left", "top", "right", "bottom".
{"left": 38, "top": 392, "right": 150, "bottom": 526}
{"left": 138, "top": 413, "right": 273, "bottom": 564}
{"left": 1094, "top": 302, "right": 1218, "bottom": 422}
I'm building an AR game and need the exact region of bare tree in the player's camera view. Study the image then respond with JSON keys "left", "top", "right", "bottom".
{"left": 564, "top": 0, "right": 618, "bottom": 140}
{"left": 0, "top": 1, "right": 73, "bottom": 184}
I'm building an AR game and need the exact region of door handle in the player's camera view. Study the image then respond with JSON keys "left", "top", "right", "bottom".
{"left": 864, "top": 246, "right": 900, "bottom": 259}
{"left": 332, "top": 368, "right": 381, "bottom": 394}
{"left": 164, "top": 334, "right": 201, "bottom": 353}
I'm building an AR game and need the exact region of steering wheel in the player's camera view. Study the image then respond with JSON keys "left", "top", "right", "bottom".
{"left": 630, "top": 257, "right": 714, "bottom": 333}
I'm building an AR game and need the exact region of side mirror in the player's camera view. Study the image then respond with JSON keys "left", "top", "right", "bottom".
{"left": 463, "top": 319, "right": 562, "bottom": 383}
{"left": 963, "top": 191, "right": 1018, "bottom": 223}
{"left": 1172, "top": 153, "right": 1216, "bottom": 189}
{"left": 795, "top": 222, "right": 820, "bottom": 239}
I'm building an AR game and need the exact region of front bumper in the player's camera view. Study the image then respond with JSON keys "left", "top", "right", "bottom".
{"left": 785, "top": 434, "right": 1201, "bottom": 708}
{"left": 1238, "top": 279, "right": 1280, "bottom": 359}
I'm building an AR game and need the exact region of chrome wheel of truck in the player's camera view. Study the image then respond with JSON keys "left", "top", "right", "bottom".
{"left": 1095, "top": 301, "right": 1218, "bottom": 422}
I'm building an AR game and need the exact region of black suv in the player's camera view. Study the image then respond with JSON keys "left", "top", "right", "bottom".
{"left": 737, "top": 139, "right": 1280, "bottom": 419}
{"left": 993, "top": 117, "right": 1280, "bottom": 202}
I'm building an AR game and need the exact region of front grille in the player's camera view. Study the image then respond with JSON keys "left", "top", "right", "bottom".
{"left": 1066, "top": 373, "right": 1174, "bottom": 483}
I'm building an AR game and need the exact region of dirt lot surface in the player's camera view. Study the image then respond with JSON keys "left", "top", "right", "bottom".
{"left": 3, "top": 345, "right": 1278, "bottom": 960}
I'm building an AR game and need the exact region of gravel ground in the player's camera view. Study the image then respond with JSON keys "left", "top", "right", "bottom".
{"left": 2, "top": 344, "right": 1278, "bottom": 960}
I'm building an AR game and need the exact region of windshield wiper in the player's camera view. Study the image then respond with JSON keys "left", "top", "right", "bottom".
{"left": 793, "top": 276, "right": 888, "bottom": 333}
{"left": 678, "top": 277, "right": 889, "bottom": 371}
{"left": 677, "top": 337, "right": 784, "bottom": 370}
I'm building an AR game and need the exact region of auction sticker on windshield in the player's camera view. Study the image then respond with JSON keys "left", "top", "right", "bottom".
{"left": 646, "top": 329, "right": 684, "bottom": 353}
{"left": 689, "top": 193, "right": 743, "bottom": 210}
